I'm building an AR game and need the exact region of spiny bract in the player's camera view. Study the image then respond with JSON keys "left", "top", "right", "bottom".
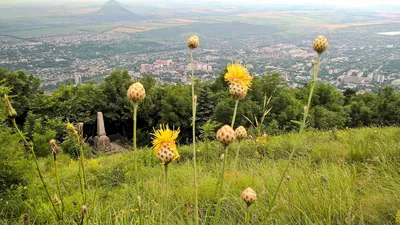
{"left": 127, "top": 82, "right": 146, "bottom": 103}
{"left": 313, "top": 35, "right": 328, "bottom": 54}
{"left": 241, "top": 187, "right": 257, "bottom": 206}
{"left": 235, "top": 126, "right": 248, "bottom": 140}
{"left": 187, "top": 36, "right": 199, "bottom": 49}
{"left": 216, "top": 125, "right": 236, "bottom": 146}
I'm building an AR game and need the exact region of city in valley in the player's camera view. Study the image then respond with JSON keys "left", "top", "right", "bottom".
{"left": 0, "top": 0, "right": 399, "bottom": 92}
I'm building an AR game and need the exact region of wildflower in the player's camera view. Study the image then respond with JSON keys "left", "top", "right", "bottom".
{"left": 82, "top": 204, "right": 88, "bottom": 215}
{"left": 66, "top": 122, "right": 78, "bottom": 137}
{"left": 224, "top": 63, "right": 252, "bottom": 99}
{"left": 312, "top": 35, "right": 328, "bottom": 54}
{"left": 3, "top": 95, "right": 17, "bottom": 119}
{"left": 311, "top": 60, "right": 316, "bottom": 66}
{"left": 152, "top": 125, "right": 180, "bottom": 165}
{"left": 241, "top": 187, "right": 257, "bottom": 207}
{"left": 53, "top": 194, "right": 61, "bottom": 205}
{"left": 127, "top": 82, "right": 146, "bottom": 103}
{"left": 49, "top": 139, "right": 58, "bottom": 154}
{"left": 187, "top": 36, "right": 199, "bottom": 49}
{"left": 216, "top": 125, "right": 236, "bottom": 146}
{"left": 235, "top": 126, "right": 247, "bottom": 140}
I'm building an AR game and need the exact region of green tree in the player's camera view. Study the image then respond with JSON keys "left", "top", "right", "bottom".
{"left": 196, "top": 84, "right": 215, "bottom": 126}
{"left": 0, "top": 68, "right": 41, "bottom": 122}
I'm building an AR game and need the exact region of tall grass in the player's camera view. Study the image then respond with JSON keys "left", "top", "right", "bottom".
{"left": 10, "top": 127, "right": 400, "bottom": 224}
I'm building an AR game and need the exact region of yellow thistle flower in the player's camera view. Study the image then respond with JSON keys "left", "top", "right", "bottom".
{"left": 152, "top": 125, "right": 180, "bottom": 164}
{"left": 66, "top": 122, "right": 78, "bottom": 136}
{"left": 3, "top": 95, "right": 17, "bottom": 119}
{"left": 224, "top": 63, "right": 253, "bottom": 91}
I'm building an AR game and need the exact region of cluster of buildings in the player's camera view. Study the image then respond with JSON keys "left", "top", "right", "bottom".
{"left": 0, "top": 28, "right": 398, "bottom": 92}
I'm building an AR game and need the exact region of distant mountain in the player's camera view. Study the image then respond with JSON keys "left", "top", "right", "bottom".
{"left": 88, "top": 0, "right": 140, "bottom": 22}
{"left": 103, "top": 0, "right": 123, "bottom": 7}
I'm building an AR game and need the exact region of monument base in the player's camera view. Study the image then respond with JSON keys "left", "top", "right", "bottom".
{"left": 94, "top": 135, "right": 112, "bottom": 153}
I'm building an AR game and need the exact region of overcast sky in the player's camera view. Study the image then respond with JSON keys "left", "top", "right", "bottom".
{"left": 2, "top": 0, "right": 400, "bottom": 7}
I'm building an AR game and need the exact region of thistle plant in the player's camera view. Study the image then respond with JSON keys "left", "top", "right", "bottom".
{"left": 152, "top": 125, "right": 180, "bottom": 224}
{"left": 241, "top": 187, "right": 257, "bottom": 225}
{"left": 187, "top": 35, "right": 200, "bottom": 225}
{"left": 213, "top": 125, "right": 236, "bottom": 224}
{"left": 265, "top": 35, "right": 328, "bottom": 220}
{"left": 127, "top": 82, "right": 146, "bottom": 189}
{"left": 3, "top": 95, "right": 61, "bottom": 220}
{"left": 66, "top": 122, "right": 88, "bottom": 222}
{"left": 50, "top": 139, "right": 65, "bottom": 221}
{"left": 224, "top": 63, "right": 253, "bottom": 127}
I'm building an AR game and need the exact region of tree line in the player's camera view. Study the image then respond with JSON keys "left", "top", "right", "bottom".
{"left": 1, "top": 67, "right": 400, "bottom": 156}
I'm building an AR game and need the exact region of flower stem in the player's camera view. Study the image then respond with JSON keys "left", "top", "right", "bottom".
{"left": 53, "top": 152, "right": 64, "bottom": 222}
{"left": 11, "top": 119, "right": 61, "bottom": 220}
{"left": 190, "top": 48, "right": 199, "bottom": 225}
{"left": 133, "top": 103, "right": 139, "bottom": 191}
{"left": 78, "top": 137, "right": 87, "bottom": 204}
{"left": 213, "top": 145, "right": 229, "bottom": 224}
{"left": 245, "top": 206, "right": 250, "bottom": 225}
{"left": 265, "top": 54, "right": 322, "bottom": 221}
{"left": 231, "top": 100, "right": 239, "bottom": 128}
{"left": 138, "top": 196, "right": 144, "bottom": 225}
{"left": 223, "top": 142, "right": 242, "bottom": 198}
{"left": 164, "top": 164, "right": 168, "bottom": 225}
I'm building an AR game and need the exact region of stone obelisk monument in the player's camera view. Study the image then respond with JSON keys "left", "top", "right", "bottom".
{"left": 94, "top": 112, "right": 111, "bottom": 153}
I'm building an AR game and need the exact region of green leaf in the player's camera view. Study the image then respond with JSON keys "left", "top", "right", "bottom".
{"left": 290, "top": 120, "right": 302, "bottom": 126}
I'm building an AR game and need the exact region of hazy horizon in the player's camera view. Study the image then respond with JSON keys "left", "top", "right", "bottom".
{"left": 2, "top": 0, "right": 400, "bottom": 8}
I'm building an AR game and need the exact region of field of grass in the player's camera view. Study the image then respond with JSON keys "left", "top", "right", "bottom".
{"left": 2, "top": 127, "right": 400, "bottom": 224}
{"left": 0, "top": 27, "right": 81, "bottom": 37}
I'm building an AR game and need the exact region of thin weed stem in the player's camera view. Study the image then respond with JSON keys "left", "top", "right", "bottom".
{"left": 78, "top": 138, "right": 87, "bottom": 204}
{"left": 164, "top": 164, "right": 169, "bottom": 225}
{"left": 133, "top": 103, "right": 139, "bottom": 192}
{"left": 11, "top": 119, "right": 61, "bottom": 220}
{"left": 231, "top": 100, "right": 239, "bottom": 128}
{"left": 223, "top": 142, "right": 242, "bottom": 198}
{"left": 213, "top": 145, "right": 229, "bottom": 224}
{"left": 53, "top": 151, "right": 64, "bottom": 222}
{"left": 265, "top": 54, "right": 322, "bottom": 221}
{"left": 190, "top": 48, "right": 199, "bottom": 225}
{"left": 245, "top": 206, "right": 250, "bottom": 225}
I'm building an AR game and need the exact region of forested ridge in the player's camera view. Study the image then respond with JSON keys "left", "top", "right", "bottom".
{"left": 1, "top": 67, "right": 400, "bottom": 156}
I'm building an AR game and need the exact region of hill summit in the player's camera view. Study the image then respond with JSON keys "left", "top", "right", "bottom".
{"left": 89, "top": 0, "right": 140, "bottom": 22}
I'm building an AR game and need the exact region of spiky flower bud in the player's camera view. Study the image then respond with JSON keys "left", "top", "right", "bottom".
{"left": 127, "top": 82, "right": 146, "bottom": 103}
{"left": 229, "top": 83, "right": 247, "bottom": 100}
{"left": 50, "top": 139, "right": 59, "bottom": 154}
{"left": 187, "top": 36, "right": 199, "bottom": 49}
{"left": 241, "top": 187, "right": 257, "bottom": 207}
{"left": 235, "top": 126, "right": 247, "bottom": 140}
{"left": 313, "top": 35, "right": 328, "bottom": 54}
{"left": 311, "top": 60, "right": 316, "bottom": 66}
{"left": 157, "top": 143, "right": 175, "bottom": 165}
{"left": 3, "top": 95, "right": 17, "bottom": 119}
{"left": 53, "top": 194, "right": 61, "bottom": 205}
{"left": 216, "top": 125, "right": 236, "bottom": 146}
{"left": 82, "top": 205, "right": 88, "bottom": 215}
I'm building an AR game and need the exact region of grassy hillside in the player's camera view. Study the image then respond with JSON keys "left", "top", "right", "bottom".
{"left": 3, "top": 127, "right": 400, "bottom": 224}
